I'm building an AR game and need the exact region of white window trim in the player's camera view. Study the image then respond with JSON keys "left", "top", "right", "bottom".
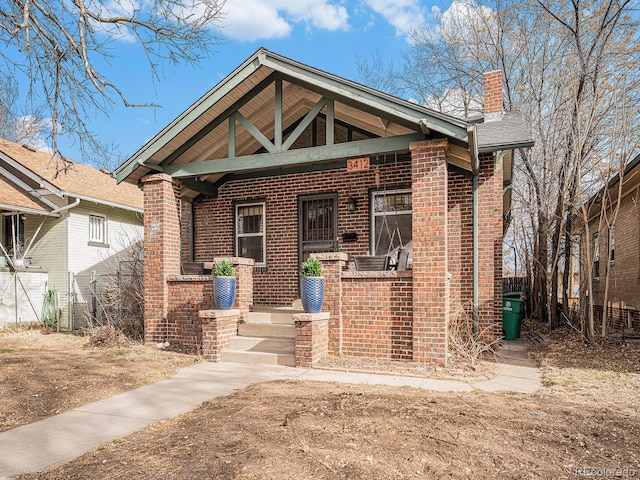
{"left": 370, "top": 188, "right": 412, "bottom": 256}
{"left": 88, "top": 213, "right": 108, "bottom": 246}
{"left": 235, "top": 201, "right": 266, "bottom": 267}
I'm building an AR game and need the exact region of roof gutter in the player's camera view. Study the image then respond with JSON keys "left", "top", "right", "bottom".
{"left": 0, "top": 204, "right": 59, "bottom": 217}
{"left": 60, "top": 192, "right": 143, "bottom": 214}
{"left": 51, "top": 197, "right": 80, "bottom": 215}
{"left": 478, "top": 139, "right": 535, "bottom": 154}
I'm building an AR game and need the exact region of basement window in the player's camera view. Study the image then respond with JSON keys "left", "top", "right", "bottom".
{"left": 88, "top": 214, "right": 109, "bottom": 247}
{"left": 235, "top": 202, "right": 266, "bottom": 267}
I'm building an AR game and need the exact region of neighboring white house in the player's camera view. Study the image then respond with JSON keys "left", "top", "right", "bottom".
{"left": 0, "top": 139, "right": 143, "bottom": 330}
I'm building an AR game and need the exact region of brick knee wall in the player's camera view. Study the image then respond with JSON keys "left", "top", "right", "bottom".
{"left": 200, "top": 309, "right": 240, "bottom": 361}
{"left": 167, "top": 276, "right": 215, "bottom": 348}
{"left": 339, "top": 272, "right": 413, "bottom": 359}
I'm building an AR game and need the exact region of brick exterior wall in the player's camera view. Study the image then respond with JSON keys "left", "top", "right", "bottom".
{"left": 478, "top": 152, "right": 503, "bottom": 338}
{"left": 448, "top": 170, "right": 474, "bottom": 308}
{"left": 410, "top": 139, "right": 450, "bottom": 364}
{"left": 187, "top": 161, "right": 412, "bottom": 306}
{"left": 586, "top": 185, "right": 640, "bottom": 331}
{"left": 142, "top": 174, "right": 182, "bottom": 344}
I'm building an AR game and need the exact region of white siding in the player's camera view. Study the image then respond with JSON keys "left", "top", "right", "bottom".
{"left": 67, "top": 202, "right": 142, "bottom": 329}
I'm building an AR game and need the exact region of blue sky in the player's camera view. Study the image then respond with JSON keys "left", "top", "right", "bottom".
{"left": 17, "top": 0, "right": 454, "bottom": 166}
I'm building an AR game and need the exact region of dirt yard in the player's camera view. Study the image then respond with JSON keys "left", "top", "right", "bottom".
{"left": 0, "top": 329, "right": 197, "bottom": 432}
{"left": 2, "top": 328, "right": 639, "bottom": 479}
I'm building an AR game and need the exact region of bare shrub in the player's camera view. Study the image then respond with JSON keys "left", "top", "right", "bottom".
{"left": 85, "top": 325, "right": 136, "bottom": 348}
{"left": 81, "top": 237, "right": 144, "bottom": 341}
{"left": 448, "top": 302, "right": 500, "bottom": 367}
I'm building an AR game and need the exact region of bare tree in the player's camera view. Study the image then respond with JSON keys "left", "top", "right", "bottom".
{"left": 377, "top": 0, "right": 640, "bottom": 338}
{"left": 355, "top": 49, "right": 403, "bottom": 97}
{"left": 0, "top": 0, "right": 225, "bottom": 170}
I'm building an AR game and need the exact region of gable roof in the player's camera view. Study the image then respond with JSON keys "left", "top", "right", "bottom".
{"left": 114, "top": 48, "right": 533, "bottom": 199}
{"left": 0, "top": 139, "right": 143, "bottom": 213}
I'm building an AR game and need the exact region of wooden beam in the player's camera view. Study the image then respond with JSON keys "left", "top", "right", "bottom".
{"left": 326, "top": 99, "right": 334, "bottom": 146}
{"left": 163, "top": 133, "right": 424, "bottom": 178}
{"left": 275, "top": 79, "right": 283, "bottom": 149}
{"left": 282, "top": 97, "right": 329, "bottom": 151}
{"left": 447, "top": 143, "right": 472, "bottom": 172}
{"left": 160, "top": 72, "right": 278, "bottom": 167}
{"left": 181, "top": 177, "right": 219, "bottom": 197}
{"left": 233, "top": 112, "right": 276, "bottom": 153}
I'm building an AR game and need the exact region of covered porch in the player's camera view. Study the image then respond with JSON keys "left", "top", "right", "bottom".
{"left": 115, "top": 49, "right": 533, "bottom": 365}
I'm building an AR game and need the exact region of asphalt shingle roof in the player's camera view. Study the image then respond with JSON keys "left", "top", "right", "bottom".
{"left": 0, "top": 139, "right": 143, "bottom": 211}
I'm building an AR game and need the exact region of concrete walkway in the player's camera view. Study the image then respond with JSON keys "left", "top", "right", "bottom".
{"left": 0, "top": 340, "right": 539, "bottom": 479}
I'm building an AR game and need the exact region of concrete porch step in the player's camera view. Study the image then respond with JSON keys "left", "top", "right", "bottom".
{"left": 238, "top": 322, "right": 295, "bottom": 338}
{"left": 220, "top": 349, "right": 296, "bottom": 367}
{"left": 246, "top": 306, "right": 303, "bottom": 325}
{"left": 227, "top": 335, "right": 295, "bottom": 353}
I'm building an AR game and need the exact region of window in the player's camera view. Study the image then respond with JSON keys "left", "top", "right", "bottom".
{"left": 371, "top": 189, "right": 412, "bottom": 257}
{"left": 592, "top": 232, "right": 600, "bottom": 280}
{"left": 235, "top": 202, "right": 266, "bottom": 267}
{"left": 610, "top": 227, "right": 615, "bottom": 264}
{"left": 89, "top": 214, "right": 108, "bottom": 246}
{"left": 4, "top": 214, "right": 25, "bottom": 257}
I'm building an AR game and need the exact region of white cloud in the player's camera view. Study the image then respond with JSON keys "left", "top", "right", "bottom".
{"left": 222, "top": 0, "right": 349, "bottom": 41}
{"left": 363, "top": 0, "right": 425, "bottom": 37}
{"left": 437, "top": 0, "right": 496, "bottom": 48}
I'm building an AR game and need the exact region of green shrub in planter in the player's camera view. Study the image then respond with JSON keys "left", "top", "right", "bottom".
{"left": 300, "top": 256, "right": 322, "bottom": 277}
{"left": 214, "top": 259, "right": 235, "bottom": 277}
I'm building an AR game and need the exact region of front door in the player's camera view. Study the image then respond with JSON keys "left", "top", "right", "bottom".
{"left": 298, "top": 194, "right": 338, "bottom": 266}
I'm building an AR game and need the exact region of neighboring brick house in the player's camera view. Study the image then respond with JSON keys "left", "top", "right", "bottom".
{"left": 572, "top": 153, "right": 640, "bottom": 333}
{"left": 115, "top": 49, "right": 533, "bottom": 365}
{"left": 0, "top": 139, "right": 143, "bottom": 329}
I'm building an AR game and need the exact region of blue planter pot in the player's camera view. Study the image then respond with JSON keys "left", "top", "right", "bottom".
{"left": 213, "top": 276, "right": 236, "bottom": 310}
{"left": 300, "top": 276, "right": 325, "bottom": 313}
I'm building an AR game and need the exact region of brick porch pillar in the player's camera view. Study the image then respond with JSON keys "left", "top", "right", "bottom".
{"left": 314, "top": 252, "right": 348, "bottom": 355}
{"left": 293, "top": 312, "right": 330, "bottom": 367}
{"left": 410, "top": 139, "right": 450, "bottom": 365}
{"left": 477, "top": 152, "right": 503, "bottom": 338}
{"left": 142, "top": 173, "right": 181, "bottom": 344}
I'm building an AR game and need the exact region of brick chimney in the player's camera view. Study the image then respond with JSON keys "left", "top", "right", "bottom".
{"left": 483, "top": 70, "right": 503, "bottom": 122}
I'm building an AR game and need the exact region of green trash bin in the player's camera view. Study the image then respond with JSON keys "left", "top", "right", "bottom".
{"left": 502, "top": 293, "right": 523, "bottom": 340}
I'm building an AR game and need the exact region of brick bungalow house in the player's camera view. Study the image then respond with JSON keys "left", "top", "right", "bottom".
{"left": 571, "top": 152, "right": 640, "bottom": 333}
{"left": 114, "top": 49, "right": 533, "bottom": 365}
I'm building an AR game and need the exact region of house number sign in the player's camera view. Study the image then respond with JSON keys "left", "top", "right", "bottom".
{"left": 347, "top": 157, "right": 370, "bottom": 172}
